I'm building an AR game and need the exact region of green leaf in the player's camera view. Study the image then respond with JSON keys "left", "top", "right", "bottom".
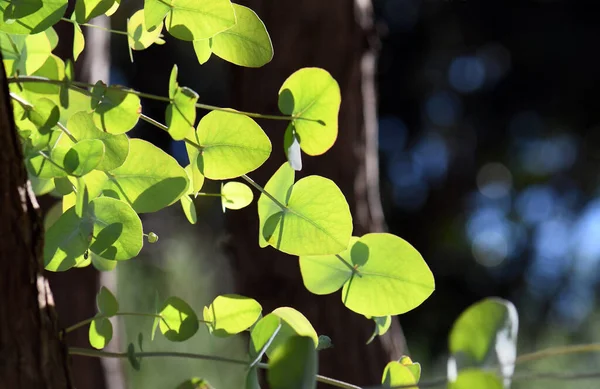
{"left": 400, "top": 356, "right": 421, "bottom": 383}
{"left": 73, "top": 18, "right": 85, "bottom": 61}
{"left": 30, "top": 174, "right": 55, "bottom": 195}
{"left": 245, "top": 368, "right": 261, "bottom": 389}
{"left": 259, "top": 167, "right": 352, "bottom": 256}
{"left": 265, "top": 307, "right": 318, "bottom": 357}
{"left": 97, "top": 286, "right": 118, "bottom": 317}
{"left": 249, "top": 314, "right": 281, "bottom": 359}
{"left": 127, "top": 8, "right": 163, "bottom": 50}
{"left": 192, "top": 39, "right": 211, "bottom": 65}
{"left": 221, "top": 181, "right": 253, "bottom": 211}
{"left": 67, "top": 111, "right": 129, "bottom": 171}
{"left": 145, "top": 0, "right": 235, "bottom": 41}
{"left": 341, "top": 233, "right": 435, "bottom": 317}
{"left": 89, "top": 316, "right": 113, "bottom": 349}
{"left": 159, "top": 296, "right": 199, "bottom": 342}
{"left": 69, "top": 169, "right": 109, "bottom": 199}
{"left": 203, "top": 294, "right": 262, "bottom": 337}
{"left": 257, "top": 162, "right": 294, "bottom": 248}
{"left": 192, "top": 110, "right": 271, "bottom": 179}
{"left": 61, "top": 138, "right": 105, "bottom": 176}
{"left": 45, "top": 26, "right": 58, "bottom": 49}
{"left": 74, "top": 176, "right": 89, "bottom": 217}
{"left": 210, "top": 4, "right": 273, "bottom": 67}
{"left": 366, "top": 315, "right": 392, "bottom": 345}
{"left": 180, "top": 195, "right": 197, "bottom": 224}
{"left": 184, "top": 164, "right": 204, "bottom": 195}
{"left": 449, "top": 370, "right": 503, "bottom": 389}
{"left": 278, "top": 68, "right": 341, "bottom": 156}
{"left": 75, "top": 0, "right": 116, "bottom": 23}
{"left": 102, "top": 139, "right": 189, "bottom": 213}
{"left": 127, "top": 343, "right": 140, "bottom": 371}
{"left": 299, "top": 237, "right": 358, "bottom": 295}
{"left": 381, "top": 361, "right": 418, "bottom": 388}
{"left": 91, "top": 81, "right": 141, "bottom": 134}
{"left": 44, "top": 206, "right": 92, "bottom": 271}
{"left": 1, "top": 31, "right": 52, "bottom": 76}
{"left": 448, "top": 298, "right": 518, "bottom": 388}
{"left": 176, "top": 377, "right": 214, "bottom": 389}
{"left": 267, "top": 336, "right": 317, "bottom": 389}
{"left": 166, "top": 65, "right": 198, "bottom": 140}
{"left": 88, "top": 197, "right": 143, "bottom": 261}
{"left": 25, "top": 132, "right": 69, "bottom": 179}
{"left": 90, "top": 252, "right": 117, "bottom": 272}
{"left": 0, "top": 0, "right": 68, "bottom": 34}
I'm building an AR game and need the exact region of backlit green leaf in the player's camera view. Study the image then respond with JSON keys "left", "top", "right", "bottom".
{"left": 44, "top": 205, "right": 92, "bottom": 271}
{"left": 102, "top": 139, "right": 189, "bottom": 213}
{"left": 97, "top": 286, "right": 118, "bottom": 317}
{"left": 89, "top": 315, "right": 113, "bottom": 349}
{"left": 210, "top": 4, "right": 273, "bottom": 67}
{"left": 61, "top": 138, "right": 105, "bottom": 176}
{"left": 75, "top": 0, "right": 116, "bottom": 23}
{"left": 1, "top": 31, "right": 52, "bottom": 75}
{"left": 400, "top": 356, "right": 421, "bottom": 383}
{"left": 278, "top": 68, "right": 341, "bottom": 155}
{"left": 265, "top": 307, "right": 318, "bottom": 357}
{"left": 192, "top": 39, "right": 211, "bottom": 65}
{"left": 159, "top": 296, "right": 199, "bottom": 342}
{"left": 341, "top": 233, "right": 434, "bottom": 317}
{"left": 192, "top": 110, "right": 271, "bottom": 179}
{"left": 249, "top": 314, "right": 281, "bottom": 359}
{"left": 67, "top": 111, "right": 129, "bottom": 171}
{"left": 184, "top": 164, "right": 204, "bottom": 195}
{"left": 257, "top": 163, "right": 294, "bottom": 248}
{"left": 366, "top": 315, "right": 392, "bottom": 345}
{"left": 180, "top": 195, "right": 197, "bottom": 224}
{"left": 73, "top": 18, "right": 85, "bottom": 61}
{"left": 221, "top": 181, "right": 253, "bottom": 211}
{"left": 91, "top": 252, "right": 117, "bottom": 272}
{"left": 91, "top": 82, "right": 141, "bottom": 134}
{"left": 381, "top": 361, "right": 418, "bottom": 388}
{"left": 449, "top": 370, "right": 503, "bottom": 389}
{"left": 259, "top": 166, "right": 352, "bottom": 256}
{"left": 166, "top": 66, "right": 198, "bottom": 140}
{"left": 145, "top": 0, "right": 235, "bottom": 41}
{"left": 203, "top": 294, "right": 262, "bottom": 337}
{"left": 267, "top": 336, "right": 317, "bottom": 389}
{"left": 127, "top": 8, "right": 163, "bottom": 50}
{"left": 0, "top": 0, "right": 68, "bottom": 34}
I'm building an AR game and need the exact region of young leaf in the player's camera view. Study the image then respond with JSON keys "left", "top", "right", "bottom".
{"left": 127, "top": 9, "right": 163, "bottom": 50}
{"left": 260, "top": 174, "right": 353, "bottom": 256}
{"left": 67, "top": 111, "right": 130, "bottom": 171}
{"left": 73, "top": 18, "right": 85, "bottom": 61}
{"left": 366, "top": 315, "right": 392, "bottom": 345}
{"left": 159, "top": 296, "right": 199, "bottom": 342}
{"left": 102, "top": 139, "right": 189, "bottom": 213}
{"left": 267, "top": 336, "right": 317, "bottom": 389}
{"left": 203, "top": 294, "right": 262, "bottom": 337}
{"left": 447, "top": 298, "right": 518, "bottom": 388}
{"left": 221, "top": 181, "right": 253, "bottom": 211}
{"left": 192, "top": 111, "right": 272, "bottom": 179}
{"left": 91, "top": 82, "right": 141, "bottom": 134}
{"left": 341, "top": 233, "right": 435, "bottom": 317}
{"left": 257, "top": 162, "right": 295, "bottom": 248}
{"left": 210, "top": 4, "right": 273, "bottom": 68}
{"left": 96, "top": 286, "right": 119, "bottom": 317}
{"left": 166, "top": 85, "right": 198, "bottom": 140}
{"left": 0, "top": 0, "right": 68, "bottom": 34}
{"left": 146, "top": 0, "right": 236, "bottom": 41}
{"left": 278, "top": 68, "right": 341, "bottom": 156}
{"left": 381, "top": 361, "right": 418, "bottom": 388}
{"left": 180, "top": 195, "right": 197, "bottom": 224}
{"left": 400, "top": 356, "right": 422, "bottom": 382}
{"left": 89, "top": 316, "right": 113, "bottom": 349}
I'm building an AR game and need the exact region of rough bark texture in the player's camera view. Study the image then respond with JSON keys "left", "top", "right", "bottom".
{"left": 0, "top": 54, "right": 72, "bottom": 388}
{"left": 227, "top": 0, "right": 405, "bottom": 385}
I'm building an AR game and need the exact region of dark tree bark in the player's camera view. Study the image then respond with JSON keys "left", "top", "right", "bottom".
{"left": 227, "top": 0, "right": 406, "bottom": 385}
{"left": 0, "top": 54, "right": 72, "bottom": 388}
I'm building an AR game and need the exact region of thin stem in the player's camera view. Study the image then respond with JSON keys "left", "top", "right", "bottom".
{"left": 69, "top": 347, "right": 249, "bottom": 366}
{"left": 241, "top": 174, "right": 287, "bottom": 211}
{"left": 138, "top": 114, "right": 203, "bottom": 151}
{"left": 7, "top": 76, "right": 322, "bottom": 124}
{"left": 61, "top": 17, "right": 129, "bottom": 36}
{"left": 516, "top": 343, "right": 600, "bottom": 364}
{"left": 9, "top": 92, "right": 32, "bottom": 108}
{"left": 55, "top": 121, "right": 78, "bottom": 143}
{"left": 256, "top": 362, "right": 362, "bottom": 389}
{"left": 335, "top": 254, "right": 361, "bottom": 276}
{"left": 196, "top": 192, "right": 223, "bottom": 197}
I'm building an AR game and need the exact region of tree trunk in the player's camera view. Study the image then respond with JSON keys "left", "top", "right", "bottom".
{"left": 227, "top": 0, "right": 405, "bottom": 385}
{"left": 0, "top": 54, "right": 72, "bottom": 388}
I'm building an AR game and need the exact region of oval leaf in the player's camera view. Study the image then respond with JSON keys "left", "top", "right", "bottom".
{"left": 266, "top": 307, "right": 318, "bottom": 357}
{"left": 193, "top": 110, "right": 271, "bottom": 179}
{"left": 203, "top": 294, "right": 262, "bottom": 337}
{"left": 341, "top": 233, "right": 435, "bottom": 317}
{"left": 210, "top": 4, "right": 273, "bottom": 67}
{"left": 89, "top": 316, "right": 113, "bottom": 349}
{"left": 382, "top": 361, "right": 418, "bottom": 388}
{"left": 221, "top": 181, "right": 253, "bottom": 211}
{"left": 159, "top": 296, "right": 199, "bottom": 342}
{"left": 102, "top": 139, "right": 189, "bottom": 213}
{"left": 278, "top": 68, "right": 341, "bottom": 156}
{"left": 62, "top": 139, "right": 105, "bottom": 176}
{"left": 267, "top": 336, "right": 317, "bottom": 389}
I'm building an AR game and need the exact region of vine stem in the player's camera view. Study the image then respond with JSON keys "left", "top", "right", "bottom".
{"left": 7, "top": 76, "right": 322, "bottom": 124}
{"left": 241, "top": 174, "right": 287, "bottom": 210}
{"left": 515, "top": 343, "right": 600, "bottom": 364}
{"left": 61, "top": 17, "right": 129, "bottom": 36}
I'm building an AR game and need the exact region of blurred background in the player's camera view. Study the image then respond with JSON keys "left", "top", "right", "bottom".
{"left": 47, "top": 0, "right": 600, "bottom": 388}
